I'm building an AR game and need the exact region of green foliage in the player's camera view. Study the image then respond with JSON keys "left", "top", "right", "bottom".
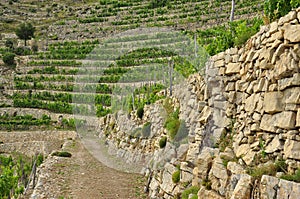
{"left": 0, "top": 154, "right": 33, "bottom": 198}
{"left": 281, "top": 168, "right": 300, "bottom": 182}
{"left": 5, "top": 39, "right": 14, "bottom": 49}
{"left": 198, "top": 18, "right": 262, "bottom": 55}
{"left": 163, "top": 99, "right": 180, "bottom": 140}
{"left": 264, "top": 0, "right": 300, "bottom": 21}
{"left": 247, "top": 160, "right": 288, "bottom": 180}
{"left": 149, "top": 0, "right": 169, "bottom": 8}
{"left": 181, "top": 186, "right": 200, "bottom": 199}
{"left": 52, "top": 151, "right": 72, "bottom": 158}
{"left": 3, "top": 52, "right": 16, "bottom": 67}
{"left": 233, "top": 19, "right": 262, "bottom": 46}
{"left": 136, "top": 106, "right": 144, "bottom": 119}
{"left": 159, "top": 136, "right": 167, "bottom": 148}
{"left": 201, "top": 178, "right": 212, "bottom": 190}
{"left": 172, "top": 170, "right": 180, "bottom": 183}
{"left": 15, "top": 23, "right": 35, "bottom": 46}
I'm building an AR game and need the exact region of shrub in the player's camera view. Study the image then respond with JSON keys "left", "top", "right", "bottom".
{"left": 159, "top": 136, "right": 167, "bottom": 148}
{"left": 172, "top": 170, "right": 180, "bottom": 183}
{"left": 181, "top": 186, "right": 200, "bottom": 199}
{"left": 136, "top": 106, "right": 144, "bottom": 119}
{"left": 52, "top": 151, "right": 72, "bottom": 158}
{"left": 3, "top": 52, "right": 16, "bottom": 67}
{"left": 5, "top": 39, "right": 14, "bottom": 49}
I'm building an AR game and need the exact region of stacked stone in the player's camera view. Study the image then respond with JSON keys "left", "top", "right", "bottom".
{"left": 195, "top": 8, "right": 300, "bottom": 199}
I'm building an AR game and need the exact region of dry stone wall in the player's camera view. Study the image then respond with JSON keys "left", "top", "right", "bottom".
{"left": 0, "top": 130, "right": 77, "bottom": 156}
{"left": 98, "top": 9, "right": 300, "bottom": 199}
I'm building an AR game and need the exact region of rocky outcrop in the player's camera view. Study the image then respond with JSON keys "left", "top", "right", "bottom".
{"left": 98, "top": 9, "right": 300, "bottom": 199}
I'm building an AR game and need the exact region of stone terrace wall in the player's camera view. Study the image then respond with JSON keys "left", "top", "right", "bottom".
{"left": 0, "top": 130, "right": 77, "bottom": 156}
{"left": 194, "top": 8, "right": 300, "bottom": 199}
{"left": 98, "top": 9, "right": 300, "bottom": 199}
{"left": 208, "top": 8, "right": 300, "bottom": 171}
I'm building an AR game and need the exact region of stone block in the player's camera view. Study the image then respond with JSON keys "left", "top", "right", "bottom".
{"left": 225, "top": 63, "right": 241, "bottom": 74}
{"left": 230, "top": 174, "right": 253, "bottom": 199}
{"left": 263, "top": 92, "right": 284, "bottom": 114}
{"left": 278, "top": 73, "right": 300, "bottom": 90}
{"left": 260, "top": 175, "right": 279, "bottom": 199}
{"left": 265, "top": 135, "right": 282, "bottom": 153}
{"left": 260, "top": 114, "right": 276, "bottom": 132}
{"left": 279, "top": 10, "right": 297, "bottom": 26}
{"left": 283, "top": 24, "right": 300, "bottom": 43}
{"left": 274, "top": 111, "right": 296, "bottom": 129}
{"left": 284, "top": 139, "right": 300, "bottom": 160}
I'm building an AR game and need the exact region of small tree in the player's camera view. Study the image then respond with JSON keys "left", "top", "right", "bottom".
{"left": 3, "top": 52, "right": 16, "bottom": 67}
{"left": 15, "top": 23, "right": 35, "bottom": 46}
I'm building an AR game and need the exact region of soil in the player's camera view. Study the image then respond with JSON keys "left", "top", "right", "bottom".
{"left": 25, "top": 139, "right": 149, "bottom": 199}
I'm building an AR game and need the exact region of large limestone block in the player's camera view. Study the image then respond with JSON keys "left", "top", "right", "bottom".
{"left": 260, "top": 175, "right": 280, "bottom": 199}
{"left": 225, "top": 63, "right": 240, "bottom": 74}
{"left": 263, "top": 92, "right": 284, "bottom": 114}
{"left": 284, "top": 139, "right": 300, "bottom": 160}
{"left": 274, "top": 111, "right": 296, "bottom": 129}
{"left": 161, "top": 163, "right": 176, "bottom": 194}
{"left": 283, "top": 24, "right": 300, "bottom": 42}
{"left": 260, "top": 114, "right": 276, "bottom": 132}
{"left": 197, "top": 147, "right": 219, "bottom": 179}
{"left": 278, "top": 178, "right": 297, "bottom": 199}
{"left": 230, "top": 174, "right": 253, "bottom": 199}
{"left": 210, "top": 156, "right": 228, "bottom": 180}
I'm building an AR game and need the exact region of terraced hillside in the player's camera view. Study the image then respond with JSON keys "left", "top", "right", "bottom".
{"left": 0, "top": 0, "right": 265, "bottom": 198}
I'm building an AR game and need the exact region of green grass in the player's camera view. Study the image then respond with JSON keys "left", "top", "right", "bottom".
{"left": 281, "top": 168, "right": 300, "bottom": 183}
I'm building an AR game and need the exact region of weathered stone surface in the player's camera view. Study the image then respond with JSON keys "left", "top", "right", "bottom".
{"left": 279, "top": 10, "right": 297, "bottom": 25}
{"left": 225, "top": 63, "right": 240, "bottom": 74}
{"left": 260, "top": 175, "right": 280, "bottom": 199}
{"left": 198, "top": 106, "right": 211, "bottom": 124}
{"left": 161, "top": 163, "right": 176, "bottom": 193}
{"left": 197, "top": 147, "right": 219, "bottom": 179}
{"left": 297, "top": 109, "right": 300, "bottom": 127}
{"left": 230, "top": 174, "right": 253, "bottom": 199}
{"left": 260, "top": 114, "right": 276, "bottom": 132}
{"left": 215, "top": 59, "right": 225, "bottom": 67}
{"left": 245, "top": 94, "right": 259, "bottom": 113}
{"left": 263, "top": 92, "right": 284, "bottom": 114}
{"left": 283, "top": 24, "right": 300, "bottom": 42}
{"left": 227, "top": 162, "right": 245, "bottom": 174}
{"left": 269, "top": 21, "right": 278, "bottom": 34}
{"left": 274, "top": 111, "right": 296, "bottom": 129}
{"left": 284, "top": 139, "right": 300, "bottom": 160}
{"left": 278, "top": 178, "right": 300, "bottom": 199}
{"left": 186, "top": 143, "right": 200, "bottom": 163}
{"left": 180, "top": 162, "right": 193, "bottom": 183}
{"left": 278, "top": 73, "right": 300, "bottom": 90}
{"left": 265, "top": 135, "right": 282, "bottom": 153}
{"left": 198, "top": 187, "right": 225, "bottom": 199}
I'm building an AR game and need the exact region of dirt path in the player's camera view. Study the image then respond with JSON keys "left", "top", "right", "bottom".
{"left": 28, "top": 139, "right": 148, "bottom": 199}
